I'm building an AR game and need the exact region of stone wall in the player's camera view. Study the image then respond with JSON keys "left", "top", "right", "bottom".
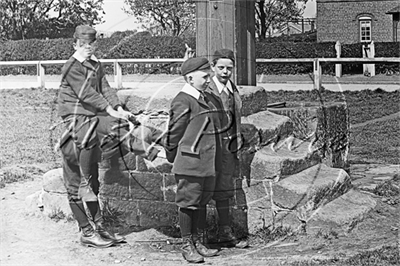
{"left": 96, "top": 88, "right": 351, "bottom": 237}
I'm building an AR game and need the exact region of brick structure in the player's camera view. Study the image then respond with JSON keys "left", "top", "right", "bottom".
{"left": 317, "top": 0, "right": 399, "bottom": 43}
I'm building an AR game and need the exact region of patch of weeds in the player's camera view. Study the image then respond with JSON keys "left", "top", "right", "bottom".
{"left": 345, "top": 245, "right": 400, "bottom": 266}
{"left": 49, "top": 208, "right": 73, "bottom": 223}
{"left": 373, "top": 180, "right": 400, "bottom": 198}
{"left": 0, "top": 168, "right": 29, "bottom": 188}
{"left": 289, "top": 245, "right": 399, "bottom": 266}
{"left": 373, "top": 180, "right": 400, "bottom": 206}
{"left": 315, "top": 229, "right": 339, "bottom": 240}
{"left": 249, "top": 226, "right": 293, "bottom": 245}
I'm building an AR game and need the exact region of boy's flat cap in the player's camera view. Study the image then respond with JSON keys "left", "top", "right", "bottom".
{"left": 74, "top": 25, "right": 97, "bottom": 41}
{"left": 213, "top": 48, "right": 235, "bottom": 62}
{"left": 181, "top": 57, "right": 210, "bottom": 76}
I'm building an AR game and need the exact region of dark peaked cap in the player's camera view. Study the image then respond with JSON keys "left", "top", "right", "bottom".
{"left": 213, "top": 48, "right": 235, "bottom": 62}
{"left": 74, "top": 25, "right": 97, "bottom": 41}
{"left": 181, "top": 57, "right": 210, "bottom": 76}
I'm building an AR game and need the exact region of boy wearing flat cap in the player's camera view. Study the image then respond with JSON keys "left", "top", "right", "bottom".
{"left": 58, "top": 25, "right": 160, "bottom": 248}
{"left": 164, "top": 57, "right": 220, "bottom": 263}
{"left": 203, "top": 48, "right": 248, "bottom": 248}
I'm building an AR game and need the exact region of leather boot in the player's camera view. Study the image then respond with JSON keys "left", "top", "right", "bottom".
{"left": 194, "top": 231, "right": 218, "bottom": 257}
{"left": 80, "top": 225, "right": 114, "bottom": 248}
{"left": 78, "top": 175, "right": 98, "bottom": 202}
{"left": 181, "top": 237, "right": 204, "bottom": 263}
{"left": 218, "top": 226, "right": 249, "bottom": 248}
{"left": 95, "top": 222, "right": 126, "bottom": 244}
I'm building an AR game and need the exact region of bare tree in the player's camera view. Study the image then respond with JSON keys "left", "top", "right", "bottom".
{"left": 255, "top": 0, "right": 308, "bottom": 39}
{"left": 123, "top": 0, "right": 195, "bottom": 36}
{"left": 0, "top": 0, "right": 104, "bottom": 40}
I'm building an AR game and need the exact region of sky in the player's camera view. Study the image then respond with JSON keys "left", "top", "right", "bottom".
{"left": 95, "top": 0, "right": 317, "bottom": 32}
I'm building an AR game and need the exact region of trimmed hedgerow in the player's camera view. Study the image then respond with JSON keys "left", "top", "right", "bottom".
{"left": 0, "top": 34, "right": 397, "bottom": 75}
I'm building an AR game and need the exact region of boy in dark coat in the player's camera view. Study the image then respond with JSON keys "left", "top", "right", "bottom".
{"left": 58, "top": 25, "right": 160, "bottom": 248}
{"left": 204, "top": 49, "right": 248, "bottom": 248}
{"left": 164, "top": 57, "right": 220, "bottom": 263}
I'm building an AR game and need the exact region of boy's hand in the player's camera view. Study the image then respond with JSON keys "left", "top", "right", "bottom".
{"left": 183, "top": 43, "right": 195, "bottom": 61}
{"left": 117, "top": 107, "right": 135, "bottom": 121}
{"left": 106, "top": 106, "right": 130, "bottom": 120}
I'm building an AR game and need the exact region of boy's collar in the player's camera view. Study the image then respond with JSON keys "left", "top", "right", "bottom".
{"left": 72, "top": 51, "right": 99, "bottom": 63}
{"left": 181, "top": 83, "right": 201, "bottom": 100}
{"left": 212, "top": 76, "right": 233, "bottom": 94}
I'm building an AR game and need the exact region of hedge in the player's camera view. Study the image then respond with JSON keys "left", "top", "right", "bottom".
{"left": 0, "top": 34, "right": 398, "bottom": 76}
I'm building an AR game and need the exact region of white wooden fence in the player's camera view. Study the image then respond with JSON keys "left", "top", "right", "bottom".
{"left": 0, "top": 57, "right": 399, "bottom": 90}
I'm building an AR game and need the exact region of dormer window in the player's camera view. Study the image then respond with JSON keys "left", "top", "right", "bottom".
{"left": 359, "top": 16, "right": 372, "bottom": 42}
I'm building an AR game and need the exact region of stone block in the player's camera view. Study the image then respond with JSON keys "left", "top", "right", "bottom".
{"left": 242, "top": 111, "right": 294, "bottom": 146}
{"left": 272, "top": 164, "right": 351, "bottom": 223}
{"left": 100, "top": 169, "right": 164, "bottom": 201}
{"left": 269, "top": 104, "right": 318, "bottom": 140}
{"left": 137, "top": 200, "right": 178, "bottom": 228}
{"left": 239, "top": 179, "right": 270, "bottom": 207}
{"left": 250, "top": 140, "right": 321, "bottom": 180}
{"left": 101, "top": 198, "right": 140, "bottom": 226}
{"left": 42, "top": 168, "right": 66, "bottom": 194}
{"left": 269, "top": 103, "right": 349, "bottom": 170}
{"left": 143, "top": 154, "right": 173, "bottom": 173}
{"left": 240, "top": 149, "right": 256, "bottom": 181}
{"left": 238, "top": 86, "right": 268, "bottom": 116}
{"left": 245, "top": 196, "right": 272, "bottom": 234}
{"left": 162, "top": 173, "right": 177, "bottom": 202}
{"left": 136, "top": 156, "right": 148, "bottom": 171}
{"left": 240, "top": 123, "right": 261, "bottom": 152}
{"left": 25, "top": 190, "right": 44, "bottom": 216}
{"left": 306, "top": 189, "right": 377, "bottom": 236}
{"left": 99, "top": 152, "right": 137, "bottom": 171}
{"left": 41, "top": 191, "right": 73, "bottom": 218}
{"left": 273, "top": 211, "right": 303, "bottom": 232}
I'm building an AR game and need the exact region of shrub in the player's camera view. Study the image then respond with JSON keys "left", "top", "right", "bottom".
{"left": 0, "top": 34, "right": 397, "bottom": 75}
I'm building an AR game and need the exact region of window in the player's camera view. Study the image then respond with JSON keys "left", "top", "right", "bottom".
{"left": 359, "top": 17, "right": 372, "bottom": 42}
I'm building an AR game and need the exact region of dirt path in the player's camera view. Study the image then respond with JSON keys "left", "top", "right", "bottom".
{"left": 1, "top": 163, "right": 399, "bottom": 266}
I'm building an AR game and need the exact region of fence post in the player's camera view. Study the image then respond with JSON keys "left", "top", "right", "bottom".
{"left": 313, "top": 59, "right": 322, "bottom": 91}
{"left": 114, "top": 60, "right": 122, "bottom": 89}
{"left": 369, "top": 41, "right": 375, "bottom": 76}
{"left": 335, "top": 41, "right": 342, "bottom": 77}
{"left": 363, "top": 42, "right": 375, "bottom": 77}
{"left": 37, "top": 61, "right": 45, "bottom": 88}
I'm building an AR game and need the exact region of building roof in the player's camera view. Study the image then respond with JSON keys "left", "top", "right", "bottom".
{"left": 386, "top": 5, "right": 400, "bottom": 14}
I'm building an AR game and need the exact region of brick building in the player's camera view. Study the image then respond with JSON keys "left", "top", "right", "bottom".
{"left": 317, "top": 0, "right": 400, "bottom": 43}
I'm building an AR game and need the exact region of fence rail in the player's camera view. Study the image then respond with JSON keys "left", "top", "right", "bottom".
{"left": 1, "top": 57, "right": 399, "bottom": 90}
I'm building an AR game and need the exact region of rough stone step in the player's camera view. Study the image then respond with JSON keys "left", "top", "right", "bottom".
{"left": 233, "top": 163, "right": 351, "bottom": 235}
{"left": 250, "top": 138, "right": 321, "bottom": 180}
{"left": 306, "top": 189, "right": 377, "bottom": 236}
{"left": 273, "top": 163, "right": 351, "bottom": 225}
{"left": 241, "top": 110, "right": 294, "bottom": 146}
{"left": 269, "top": 102, "right": 350, "bottom": 170}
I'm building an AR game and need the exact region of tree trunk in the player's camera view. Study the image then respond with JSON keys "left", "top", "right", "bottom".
{"left": 257, "top": 0, "right": 267, "bottom": 40}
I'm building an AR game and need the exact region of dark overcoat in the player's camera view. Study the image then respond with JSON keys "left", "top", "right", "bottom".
{"left": 205, "top": 78, "right": 242, "bottom": 160}
{"left": 164, "top": 84, "right": 220, "bottom": 177}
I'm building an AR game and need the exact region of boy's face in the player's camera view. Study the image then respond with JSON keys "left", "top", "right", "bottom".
{"left": 187, "top": 70, "right": 211, "bottom": 91}
{"left": 74, "top": 39, "right": 97, "bottom": 59}
{"left": 211, "top": 58, "right": 234, "bottom": 85}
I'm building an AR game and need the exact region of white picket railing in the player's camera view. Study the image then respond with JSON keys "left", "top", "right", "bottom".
{"left": 0, "top": 57, "right": 399, "bottom": 90}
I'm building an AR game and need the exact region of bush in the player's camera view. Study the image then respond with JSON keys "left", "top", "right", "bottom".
{"left": 0, "top": 34, "right": 397, "bottom": 75}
